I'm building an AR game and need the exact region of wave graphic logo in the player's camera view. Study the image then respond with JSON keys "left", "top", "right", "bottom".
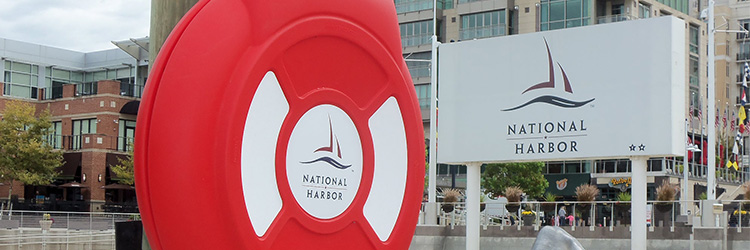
{"left": 300, "top": 117, "right": 352, "bottom": 170}
{"left": 502, "top": 38, "right": 595, "bottom": 112}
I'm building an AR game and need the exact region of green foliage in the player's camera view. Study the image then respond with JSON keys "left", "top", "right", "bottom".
{"left": 616, "top": 192, "right": 631, "bottom": 202}
{"left": 699, "top": 192, "right": 707, "bottom": 200}
{"left": 482, "top": 162, "right": 548, "bottom": 199}
{"left": 110, "top": 145, "right": 135, "bottom": 185}
{"left": 543, "top": 192, "right": 557, "bottom": 202}
{"left": 0, "top": 101, "right": 63, "bottom": 194}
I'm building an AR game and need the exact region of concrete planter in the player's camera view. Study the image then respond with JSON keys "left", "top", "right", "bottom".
{"left": 39, "top": 220, "right": 52, "bottom": 231}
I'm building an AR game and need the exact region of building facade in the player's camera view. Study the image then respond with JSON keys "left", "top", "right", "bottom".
{"left": 401, "top": 0, "right": 749, "bottom": 204}
{"left": 0, "top": 37, "right": 147, "bottom": 212}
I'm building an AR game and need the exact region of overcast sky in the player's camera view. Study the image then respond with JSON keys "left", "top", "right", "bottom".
{"left": 0, "top": 0, "right": 150, "bottom": 52}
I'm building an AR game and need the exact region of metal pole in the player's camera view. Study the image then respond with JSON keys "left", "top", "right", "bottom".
{"left": 426, "top": 0, "right": 440, "bottom": 225}
{"left": 631, "top": 157, "right": 648, "bottom": 250}
{"left": 707, "top": 0, "right": 717, "bottom": 200}
{"left": 466, "top": 162, "right": 482, "bottom": 250}
{"left": 684, "top": 119, "right": 690, "bottom": 215}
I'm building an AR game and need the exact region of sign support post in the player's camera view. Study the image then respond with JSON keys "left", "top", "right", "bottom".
{"left": 630, "top": 156, "right": 648, "bottom": 250}
{"left": 466, "top": 162, "right": 481, "bottom": 250}
{"left": 427, "top": 34, "right": 440, "bottom": 225}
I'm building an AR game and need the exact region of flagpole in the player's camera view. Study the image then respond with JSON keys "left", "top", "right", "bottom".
{"left": 707, "top": 0, "right": 716, "bottom": 201}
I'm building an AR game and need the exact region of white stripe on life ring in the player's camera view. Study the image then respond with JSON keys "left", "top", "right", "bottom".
{"left": 241, "top": 71, "right": 287, "bottom": 237}
{"left": 364, "top": 96, "right": 408, "bottom": 242}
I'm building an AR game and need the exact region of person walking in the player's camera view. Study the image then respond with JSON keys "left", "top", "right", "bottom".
{"left": 558, "top": 206, "right": 567, "bottom": 226}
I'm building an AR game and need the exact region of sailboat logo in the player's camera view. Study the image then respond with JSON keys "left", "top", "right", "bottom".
{"left": 300, "top": 117, "right": 352, "bottom": 170}
{"left": 502, "top": 38, "right": 595, "bottom": 112}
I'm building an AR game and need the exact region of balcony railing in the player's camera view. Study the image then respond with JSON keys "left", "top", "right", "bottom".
{"left": 74, "top": 82, "right": 97, "bottom": 97}
{"left": 459, "top": 25, "right": 505, "bottom": 40}
{"left": 401, "top": 34, "right": 432, "bottom": 48}
{"left": 119, "top": 82, "right": 144, "bottom": 98}
{"left": 596, "top": 14, "right": 637, "bottom": 24}
{"left": 396, "top": 0, "right": 451, "bottom": 14}
{"left": 663, "top": 158, "right": 750, "bottom": 184}
{"left": 46, "top": 134, "right": 133, "bottom": 152}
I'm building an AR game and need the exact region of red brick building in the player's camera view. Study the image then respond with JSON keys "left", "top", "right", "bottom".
{"left": 1, "top": 37, "right": 147, "bottom": 212}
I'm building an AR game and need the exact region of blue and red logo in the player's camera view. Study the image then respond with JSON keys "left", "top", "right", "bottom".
{"left": 300, "top": 118, "right": 352, "bottom": 170}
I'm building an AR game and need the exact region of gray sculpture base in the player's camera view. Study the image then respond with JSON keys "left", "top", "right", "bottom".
{"left": 531, "top": 226, "right": 585, "bottom": 250}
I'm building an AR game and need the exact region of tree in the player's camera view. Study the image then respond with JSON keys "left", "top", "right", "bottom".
{"left": 110, "top": 145, "right": 134, "bottom": 185}
{"left": 482, "top": 162, "right": 548, "bottom": 199}
{"left": 0, "top": 100, "right": 63, "bottom": 202}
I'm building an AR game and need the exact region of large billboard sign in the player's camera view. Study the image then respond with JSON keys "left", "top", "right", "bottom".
{"left": 135, "top": 0, "right": 425, "bottom": 249}
{"left": 437, "top": 17, "right": 686, "bottom": 164}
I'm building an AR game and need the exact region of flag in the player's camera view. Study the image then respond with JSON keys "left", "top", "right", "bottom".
{"left": 740, "top": 107, "right": 746, "bottom": 127}
{"left": 742, "top": 90, "right": 748, "bottom": 106}
{"left": 744, "top": 62, "right": 750, "bottom": 87}
{"left": 716, "top": 108, "right": 720, "bottom": 127}
{"left": 723, "top": 108, "right": 728, "bottom": 129}
{"left": 731, "top": 110, "right": 736, "bottom": 132}
{"left": 698, "top": 108, "right": 702, "bottom": 122}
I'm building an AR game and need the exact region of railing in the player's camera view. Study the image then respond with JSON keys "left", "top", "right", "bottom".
{"left": 401, "top": 34, "right": 432, "bottom": 48}
{"left": 420, "top": 200, "right": 750, "bottom": 230}
{"left": 459, "top": 25, "right": 505, "bottom": 40}
{"left": 596, "top": 14, "right": 637, "bottom": 24}
{"left": 396, "top": 0, "right": 451, "bottom": 14}
{"left": 663, "top": 158, "right": 750, "bottom": 184}
{"left": 74, "top": 82, "right": 97, "bottom": 97}
{"left": 46, "top": 134, "right": 133, "bottom": 152}
{"left": 43, "top": 85, "right": 64, "bottom": 100}
{"left": 0, "top": 210, "right": 139, "bottom": 249}
{"left": 738, "top": 52, "right": 750, "bottom": 61}
{"left": 407, "top": 64, "right": 430, "bottom": 79}
{"left": 119, "top": 82, "right": 144, "bottom": 98}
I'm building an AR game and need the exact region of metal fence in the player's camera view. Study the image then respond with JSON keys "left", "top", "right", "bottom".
{"left": 420, "top": 200, "right": 750, "bottom": 230}
{"left": 0, "top": 210, "right": 139, "bottom": 250}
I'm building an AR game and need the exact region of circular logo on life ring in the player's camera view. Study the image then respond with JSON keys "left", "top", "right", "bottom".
{"left": 286, "top": 105, "right": 362, "bottom": 219}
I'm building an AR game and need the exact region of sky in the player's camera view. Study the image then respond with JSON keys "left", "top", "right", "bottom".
{"left": 0, "top": 0, "right": 151, "bottom": 52}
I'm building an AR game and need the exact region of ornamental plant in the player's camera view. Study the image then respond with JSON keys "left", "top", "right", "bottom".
{"left": 616, "top": 192, "right": 631, "bottom": 202}
{"left": 656, "top": 180, "right": 678, "bottom": 202}
{"left": 441, "top": 188, "right": 461, "bottom": 204}
{"left": 575, "top": 184, "right": 599, "bottom": 202}
{"left": 504, "top": 186, "right": 523, "bottom": 203}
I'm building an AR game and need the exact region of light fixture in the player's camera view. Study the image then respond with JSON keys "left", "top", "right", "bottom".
{"left": 82, "top": 173, "right": 87, "bottom": 182}
{"left": 98, "top": 174, "right": 102, "bottom": 182}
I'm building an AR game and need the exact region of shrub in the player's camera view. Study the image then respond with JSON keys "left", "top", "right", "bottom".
{"left": 504, "top": 186, "right": 523, "bottom": 203}
{"left": 575, "top": 184, "right": 599, "bottom": 202}
{"left": 656, "top": 180, "right": 678, "bottom": 202}
{"left": 616, "top": 192, "right": 631, "bottom": 202}
{"left": 543, "top": 192, "right": 557, "bottom": 202}
{"left": 441, "top": 188, "right": 461, "bottom": 204}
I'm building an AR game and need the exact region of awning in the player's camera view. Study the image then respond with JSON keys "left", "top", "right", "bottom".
{"left": 59, "top": 182, "right": 88, "bottom": 188}
{"left": 120, "top": 100, "right": 140, "bottom": 115}
{"left": 100, "top": 183, "right": 135, "bottom": 190}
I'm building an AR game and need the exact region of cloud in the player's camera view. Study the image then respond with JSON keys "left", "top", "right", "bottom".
{"left": 0, "top": 0, "right": 150, "bottom": 52}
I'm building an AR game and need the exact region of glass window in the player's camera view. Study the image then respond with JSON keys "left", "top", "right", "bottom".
{"left": 414, "top": 84, "right": 431, "bottom": 110}
{"left": 400, "top": 20, "right": 433, "bottom": 47}
{"left": 566, "top": 0, "right": 581, "bottom": 19}
{"left": 549, "top": 1, "right": 565, "bottom": 21}
{"left": 460, "top": 10, "right": 506, "bottom": 40}
{"left": 689, "top": 56, "right": 699, "bottom": 86}
{"left": 2, "top": 60, "right": 40, "bottom": 99}
{"left": 118, "top": 120, "right": 137, "bottom": 151}
{"left": 689, "top": 25, "right": 699, "bottom": 54}
{"left": 540, "top": 0, "right": 590, "bottom": 31}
